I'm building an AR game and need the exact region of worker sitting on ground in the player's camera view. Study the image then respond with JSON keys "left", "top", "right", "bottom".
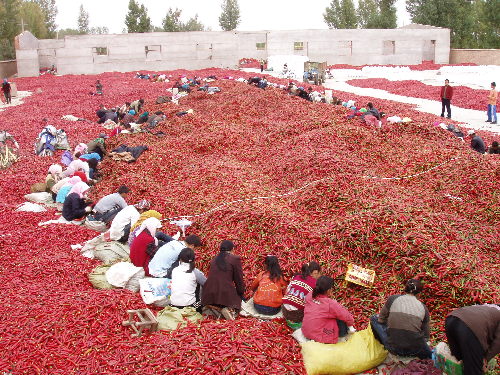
{"left": 106, "top": 199, "right": 150, "bottom": 243}
{"left": 364, "top": 102, "right": 381, "bottom": 119}
{"left": 129, "top": 217, "right": 162, "bottom": 276}
{"left": 301, "top": 276, "right": 354, "bottom": 344}
{"left": 288, "top": 82, "right": 298, "bottom": 96}
{"left": 169, "top": 248, "right": 207, "bottom": 313}
{"left": 91, "top": 185, "right": 130, "bottom": 224}
{"left": 62, "top": 182, "right": 92, "bottom": 223}
{"left": 129, "top": 99, "right": 145, "bottom": 114}
{"left": 98, "top": 108, "right": 118, "bottom": 124}
{"left": 370, "top": 278, "right": 432, "bottom": 359}
{"left": 282, "top": 261, "right": 322, "bottom": 323}
{"left": 250, "top": 256, "right": 287, "bottom": 315}
{"left": 148, "top": 234, "right": 203, "bottom": 278}
{"left": 488, "top": 141, "right": 500, "bottom": 154}
{"left": 95, "top": 80, "right": 103, "bottom": 95}
{"left": 248, "top": 77, "right": 262, "bottom": 86}
{"left": 201, "top": 240, "right": 245, "bottom": 321}
{"left": 96, "top": 105, "right": 108, "bottom": 120}
{"left": 297, "top": 87, "right": 310, "bottom": 101}
{"left": 467, "top": 130, "right": 486, "bottom": 154}
{"left": 45, "top": 164, "right": 64, "bottom": 199}
{"left": 86, "top": 134, "right": 108, "bottom": 158}
{"left": 445, "top": 304, "right": 500, "bottom": 375}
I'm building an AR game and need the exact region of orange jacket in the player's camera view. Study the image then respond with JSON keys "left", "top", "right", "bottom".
{"left": 251, "top": 271, "right": 287, "bottom": 308}
{"left": 488, "top": 89, "right": 498, "bottom": 105}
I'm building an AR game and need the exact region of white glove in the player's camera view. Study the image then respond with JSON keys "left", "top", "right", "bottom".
{"left": 348, "top": 326, "right": 356, "bottom": 333}
{"left": 85, "top": 206, "right": 92, "bottom": 213}
{"left": 173, "top": 231, "right": 181, "bottom": 240}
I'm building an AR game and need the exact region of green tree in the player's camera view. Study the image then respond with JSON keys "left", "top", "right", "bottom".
{"left": 162, "top": 7, "right": 183, "bottom": 31}
{"left": 0, "top": 0, "right": 21, "bottom": 60}
{"left": 377, "top": 0, "right": 397, "bottom": 28}
{"left": 89, "top": 26, "right": 109, "bottom": 34}
{"left": 183, "top": 15, "right": 204, "bottom": 31}
{"left": 358, "top": 0, "right": 379, "bottom": 28}
{"left": 33, "top": 0, "right": 57, "bottom": 37}
{"left": 77, "top": 4, "right": 89, "bottom": 34}
{"left": 324, "top": 0, "right": 358, "bottom": 29}
{"left": 19, "top": 1, "right": 48, "bottom": 39}
{"left": 406, "top": 0, "right": 476, "bottom": 48}
{"left": 219, "top": 0, "right": 240, "bottom": 31}
{"left": 471, "top": 0, "right": 499, "bottom": 48}
{"left": 125, "top": 0, "right": 151, "bottom": 33}
{"left": 162, "top": 8, "right": 205, "bottom": 32}
{"left": 57, "top": 28, "right": 80, "bottom": 38}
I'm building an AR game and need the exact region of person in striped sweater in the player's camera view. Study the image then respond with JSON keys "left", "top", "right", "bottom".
{"left": 370, "top": 279, "right": 432, "bottom": 359}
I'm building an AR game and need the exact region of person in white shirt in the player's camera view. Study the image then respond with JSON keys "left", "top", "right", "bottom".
{"left": 108, "top": 199, "right": 150, "bottom": 242}
{"left": 148, "top": 234, "right": 202, "bottom": 278}
{"left": 92, "top": 185, "right": 130, "bottom": 224}
{"left": 170, "top": 248, "right": 206, "bottom": 312}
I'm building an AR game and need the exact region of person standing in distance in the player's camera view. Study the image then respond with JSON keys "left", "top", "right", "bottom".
{"left": 486, "top": 82, "right": 498, "bottom": 124}
{"left": 440, "top": 79, "right": 453, "bottom": 119}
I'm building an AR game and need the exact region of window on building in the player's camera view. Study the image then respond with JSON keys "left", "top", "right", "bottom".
{"left": 145, "top": 45, "right": 162, "bottom": 61}
{"left": 92, "top": 47, "right": 108, "bottom": 56}
{"left": 256, "top": 42, "right": 266, "bottom": 50}
{"left": 294, "top": 41, "right": 304, "bottom": 50}
{"left": 383, "top": 40, "right": 395, "bottom": 55}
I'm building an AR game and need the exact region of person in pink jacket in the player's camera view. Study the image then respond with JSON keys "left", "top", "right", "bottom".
{"left": 301, "top": 276, "right": 355, "bottom": 344}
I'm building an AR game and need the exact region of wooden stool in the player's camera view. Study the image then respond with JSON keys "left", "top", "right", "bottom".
{"left": 122, "top": 309, "right": 158, "bottom": 337}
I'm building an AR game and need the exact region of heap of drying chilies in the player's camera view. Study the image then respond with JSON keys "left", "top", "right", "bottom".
{"left": 0, "top": 68, "right": 498, "bottom": 374}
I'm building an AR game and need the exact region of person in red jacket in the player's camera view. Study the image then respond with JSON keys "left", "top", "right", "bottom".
{"left": 301, "top": 276, "right": 354, "bottom": 344}
{"left": 440, "top": 79, "right": 453, "bottom": 119}
{"left": 129, "top": 217, "right": 162, "bottom": 276}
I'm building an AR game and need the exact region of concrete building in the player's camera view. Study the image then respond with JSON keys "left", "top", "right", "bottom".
{"left": 15, "top": 25, "right": 450, "bottom": 77}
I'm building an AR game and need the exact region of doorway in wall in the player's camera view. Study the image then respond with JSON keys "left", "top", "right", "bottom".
{"left": 196, "top": 43, "right": 213, "bottom": 61}
{"left": 422, "top": 40, "right": 436, "bottom": 62}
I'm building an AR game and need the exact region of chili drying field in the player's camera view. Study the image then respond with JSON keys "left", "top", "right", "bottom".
{"left": 0, "top": 69, "right": 499, "bottom": 374}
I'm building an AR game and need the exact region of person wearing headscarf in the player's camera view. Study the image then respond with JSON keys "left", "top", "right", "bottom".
{"left": 65, "top": 158, "right": 90, "bottom": 179}
{"left": 74, "top": 143, "right": 88, "bottom": 157}
{"left": 62, "top": 182, "right": 91, "bottom": 222}
{"left": 129, "top": 217, "right": 162, "bottom": 275}
{"left": 201, "top": 240, "right": 245, "bottom": 320}
{"left": 45, "top": 164, "right": 63, "bottom": 199}
{"left": 55, "top": 175, "right": 82, "bottom": 210}
{"left": 72, "top": 170, "right": 88, "bottom": 183}
{"left": 87, "top": 135, "right": 108, "bottom": 158}
{"left": 108, "top": 199, "right": 151, "bottom": 243}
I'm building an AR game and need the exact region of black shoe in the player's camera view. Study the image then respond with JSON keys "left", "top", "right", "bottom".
{"left": 440, "top": 114, "right": 444, "bottom": 117}
{"left": 492, "top": 121, "right": 497, "bottom": 124}
{"left": 447, "top": 116, "right": 451, "bottom": 119}
{"left": 485, "top": 120, "right": 491, "bottom": 122}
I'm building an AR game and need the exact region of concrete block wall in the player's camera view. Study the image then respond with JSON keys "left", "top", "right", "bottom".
{"left": 16, "top": 27, "right": 451, "bottom": 77}
{"left": 450, "top": 49, "right": 500, "bottom": 65}
{"left": 0, "top": 60, "right": 17, "bottom": 79}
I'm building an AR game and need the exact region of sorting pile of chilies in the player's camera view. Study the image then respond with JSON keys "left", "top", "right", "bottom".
{"left": 0, "top": 67, "right": 498, "bottom": 374}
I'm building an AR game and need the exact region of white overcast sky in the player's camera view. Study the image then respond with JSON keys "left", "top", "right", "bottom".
{"left": 55, "top": 0, "right": 411, "bottom": 33}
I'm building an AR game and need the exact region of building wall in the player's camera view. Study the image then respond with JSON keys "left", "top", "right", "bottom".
{"left": 15, "top": 28, "right": 451, "bottom": 77}
{"left": 450, "top": 49, "right": 500, "bottom": 65}
{"left": 0, "top": 60, "right": 17, "bottom": 78}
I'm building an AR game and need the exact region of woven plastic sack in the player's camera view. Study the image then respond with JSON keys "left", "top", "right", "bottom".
{"left": 25, "top": 192, "right": 52, "bottom": 203}
{"left": 301, "top": 327, "right": 387, "bottom": 375}
{"left": 139, "top": 278, "right": 172, "bottom": 305}
{"left": 84, "top": 219, "right": 108, "bottom": 233}
{"left": 105, "top": 262, "right": 145, "bottom": 292}
{"left": 156, "top": 306, "right": 202, "bottom": 331}
{"left": 124, "top": 268, "right": 145, "bottom": 292}
{"left": 88, "top": 265, "right": 114, "bottom": 289}
{"left": 94, "top": 241, "right": 130, "bottom": 265}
